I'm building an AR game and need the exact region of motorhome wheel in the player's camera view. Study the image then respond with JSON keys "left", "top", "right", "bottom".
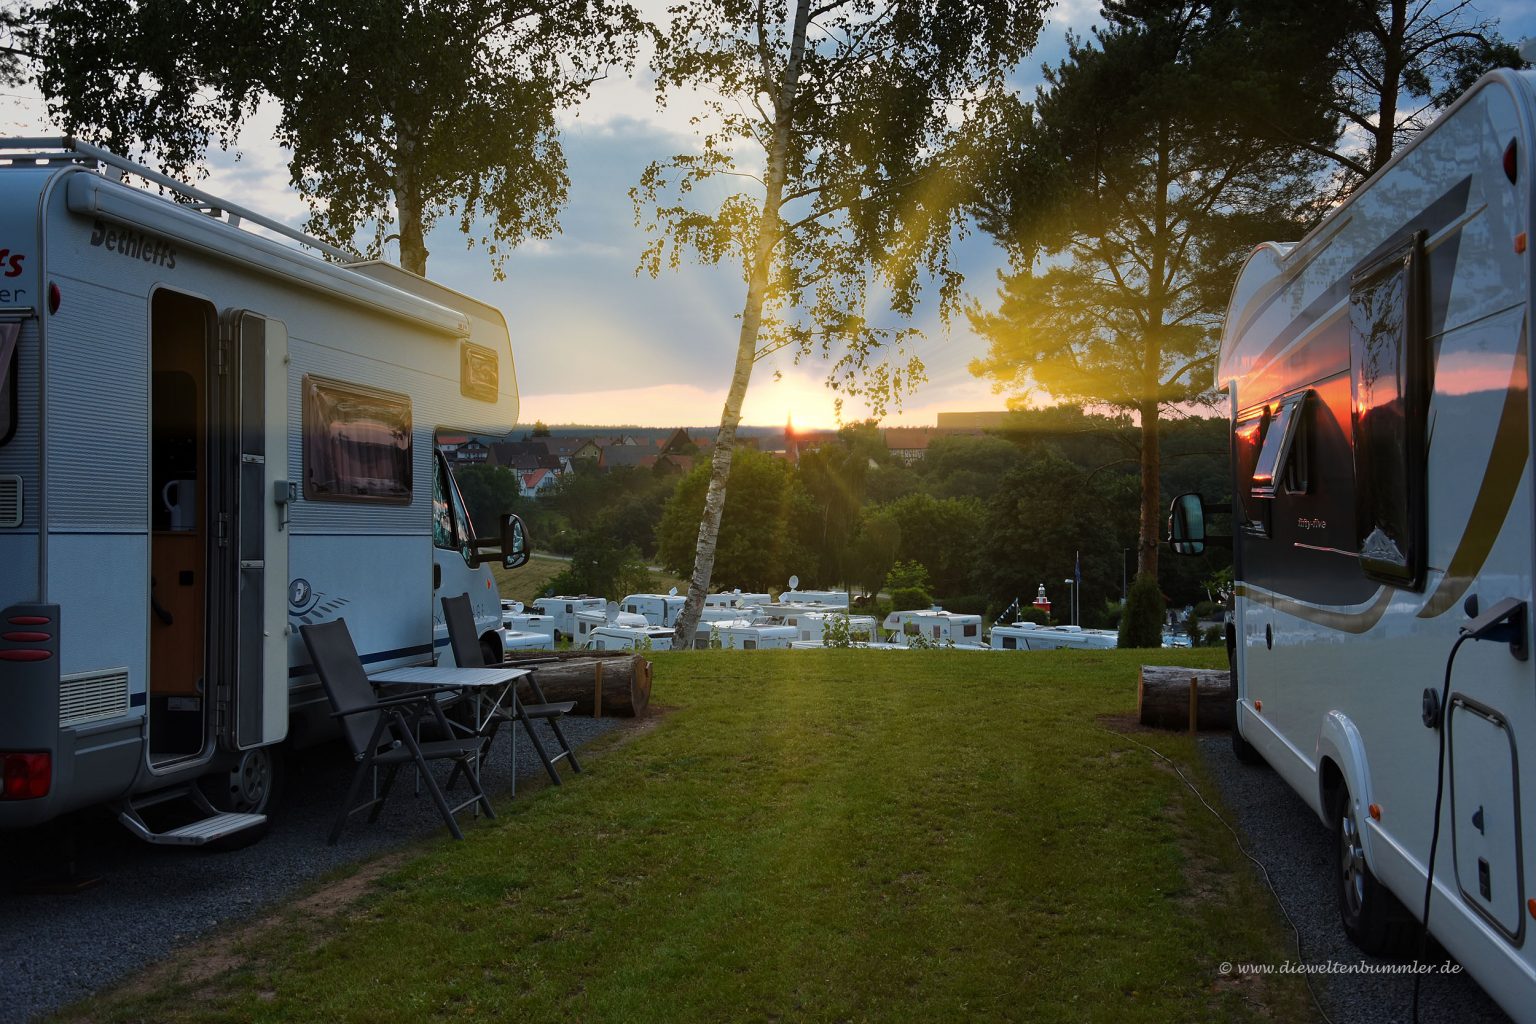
{"left": 1331, "top": 783, "right": 1409, "bottom": 954}
{"left": 203, "top": 746, "right": 282, "bottom": 816}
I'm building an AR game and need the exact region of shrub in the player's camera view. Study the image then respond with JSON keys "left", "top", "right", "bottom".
{"left": 1118, "top": 573, "right": 1165, "bottom": 649}
{"left": 1202, "top": 624, "right": 1225, "bottom": 648}
{"left": 890, "top": 587, "right": 932, "bottom": 611}
{"left": 941, "top": 594, "right": 986, "bottom": 615}
{"left": 1192, "top": 599, "right": 1222, "bottom": 620}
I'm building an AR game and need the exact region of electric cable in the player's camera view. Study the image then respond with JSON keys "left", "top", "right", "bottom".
{"left": 1414, "top": 632, "right": 1469, "bottom": 1023}
{"left": 1116, "top": 731, "right": 1337, "bottom": 1024}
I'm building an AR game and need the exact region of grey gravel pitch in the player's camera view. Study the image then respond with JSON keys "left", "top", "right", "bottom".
{"left": 0, "top": 715, "right": 622, "bottom": 1024}
{"left": 1198, "top": 735, "right": 1511, "bottom": 1024}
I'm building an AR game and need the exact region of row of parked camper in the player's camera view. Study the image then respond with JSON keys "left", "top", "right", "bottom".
{"left": 498, "top": 589, "right": 1121, "bottom": 652}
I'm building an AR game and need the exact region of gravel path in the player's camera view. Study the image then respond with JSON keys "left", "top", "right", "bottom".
{"left": 0, "top": 715, "right": 623, "bottom": 1024}
{"left": 1199, "top": 735, "right": 1512, "bottom": 1024}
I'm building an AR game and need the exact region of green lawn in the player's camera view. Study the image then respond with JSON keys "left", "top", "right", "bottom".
{"left": 63, "top": 649, "right": 1314, "bottom": 1023}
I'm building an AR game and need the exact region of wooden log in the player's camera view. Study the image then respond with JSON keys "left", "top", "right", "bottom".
{"left": 506, "top": 654, "right": 652, "bottom": 718}
{"left": 1137, "top": 666, "right": 1231, "bottom": 731}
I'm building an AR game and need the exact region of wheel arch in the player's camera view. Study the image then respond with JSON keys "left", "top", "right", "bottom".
{"left": 1317, "top": 710, "right": 1374, "bottom": 842}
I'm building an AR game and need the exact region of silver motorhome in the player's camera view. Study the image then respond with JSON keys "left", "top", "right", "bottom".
{"left": 0, "top": 139, "right": 527, "bottom": 845}
{"left": 1171, "top": 70, "right": 1535, "bottom": 1019}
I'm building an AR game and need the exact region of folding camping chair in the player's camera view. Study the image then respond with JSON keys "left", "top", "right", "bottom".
{"left": 301, "top": 618, "right": 494, "bottom": 844}
{"left": 441, "top": 593, "right": 582, "bottom": 791}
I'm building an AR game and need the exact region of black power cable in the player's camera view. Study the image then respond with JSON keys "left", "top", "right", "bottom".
{"left": 1414, "top": 632, "right": 1467, "bottom": 1023}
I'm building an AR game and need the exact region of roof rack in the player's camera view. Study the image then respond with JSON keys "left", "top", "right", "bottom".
{"left": 0, "top": 136, "right": 358, "bottom": 263}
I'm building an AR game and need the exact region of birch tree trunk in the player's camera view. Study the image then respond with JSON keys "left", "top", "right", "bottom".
{"left": 394, "top": 128, "right": 430, "bottom": 275}
{"left": 671, "top": 0, "right": 812, "bottom": 648}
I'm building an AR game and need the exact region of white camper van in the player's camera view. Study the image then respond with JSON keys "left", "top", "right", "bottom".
{"left": 1169, "top": 71, "right": 1536, "bottom": 1020}
{"left": 989, "top": 623, "right": 1118, "bottom": 651}
{"left": 530, "top": 595, "right": 606, "bottom": 641}
{"left": 0, "top": 139, "right": 529, "bottom": 846}
{"left": 621, "top": 591, "right": 687, "bottom": 628}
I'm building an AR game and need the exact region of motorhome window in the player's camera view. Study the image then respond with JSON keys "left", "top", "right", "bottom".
{"left": 1233, "top": 409, "right": 1270, "bottom": 535}
{"left": 1002, "top": 636, "right": 1017, "bottom": 650}
{"left": 743, "top": 639, "right": 757, "bottom": 650}
{"left": 963, "top": 624, "right": 978, "bottom": 638}
{"left": 303, "top": 376, "right": 411, "bottom": 503}
{"left": 432, "top": 456, "right": 455, "bottom": 549}
{"left": 1349, "top": 237, "right": 1426, "bottom": 586}
{"left": 1251, "top": 391, "right": 1311, "bottom": 499}
{"left": 0, "top": 322, "right": 18, "bottom": 446}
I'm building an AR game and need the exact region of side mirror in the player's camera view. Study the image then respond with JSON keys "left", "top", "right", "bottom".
{"left": 466, "top": 512, "right": 531, "bottom": 569}
{"left": 500, "top": 513, "right": 530, "bottom": 570}
{"left": 1168, "top": 493, "right": 1206, "bottom": 556}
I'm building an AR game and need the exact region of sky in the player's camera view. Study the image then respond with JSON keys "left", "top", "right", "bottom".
{"left": 5, "top": 0, "right": 1534, "bottom": 430}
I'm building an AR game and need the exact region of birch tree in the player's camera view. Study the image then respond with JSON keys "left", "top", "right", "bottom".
{"left": 26, "top": 0, "right": 644, "bottom": 275}
{"left": 636, "top": 0, "right": 1048, "bottom": 647}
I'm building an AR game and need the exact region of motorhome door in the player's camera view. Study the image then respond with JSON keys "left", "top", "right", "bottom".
{"left": 225, "top": 311, "right": 290, "bottom": 749}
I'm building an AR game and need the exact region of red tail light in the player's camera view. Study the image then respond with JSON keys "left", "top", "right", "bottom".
{"left": 1, "top": 752, "right": 51, "bottom": 799}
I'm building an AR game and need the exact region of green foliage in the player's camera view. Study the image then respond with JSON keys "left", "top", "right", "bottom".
{"left": 885, "top": 560, "right": 931, "bottom": 594}
{"left": 889, "top": 587, "right": 932, "bottom": 612}
{"left": 971, "top": 447, "right": 1132, "bottom": 629}
{"left": 847, "top": 510, "right": 900, "bottom": 597}
{"left": 821, "top": 614, "right": 853, "bottom": 649}
{"left": 546, "top": 529, "right": 653, "bottom": 600}
{"left": 880, "top": 494, "right": 984, "bottom": 596}
{"left": 1202, "top": 624, "right": 1226, "bottom": 648}
{"left": 796, "top": 443, "right": 867, "bottom": 585}
{"left": 30, "top": 0, "right": 645, "bottom": 275}
{"left": 656, "top": 449, "right": 797, "bottom": 591}
{"left": 636, "top": 0, "right": 1051, "bottom": 419}
{"left": 1119, "top": 573, "right": 1167, "bottom": 649}
{"left": 916, "top": 434, "right": 1024, "bottom": 500}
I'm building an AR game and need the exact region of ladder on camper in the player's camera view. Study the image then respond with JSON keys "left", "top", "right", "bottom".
{"left": 114, "top": 785, "right": 266, "bottom": 847}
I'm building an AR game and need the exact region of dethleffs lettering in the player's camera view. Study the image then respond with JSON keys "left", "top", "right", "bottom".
{"left": 88, "top": 220, "right": 177, "bottom": 269}
{"left": 0, "top": 248, "right": 25, "bottom": 277}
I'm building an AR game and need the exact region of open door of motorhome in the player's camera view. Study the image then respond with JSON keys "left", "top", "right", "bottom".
{"left": 226, "top": 311, "right": 289, "bottom": 749}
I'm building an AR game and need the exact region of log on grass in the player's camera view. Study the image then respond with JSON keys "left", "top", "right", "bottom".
{"left": 508, "top": 654, "right": 652, "bottom": 718}
{"left": 1137, "top": 666, "right": 1232, "bottom": 731}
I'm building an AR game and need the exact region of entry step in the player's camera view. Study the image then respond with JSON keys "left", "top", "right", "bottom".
{"left": 118, "top": 806, "right": 267, "bottom": 846}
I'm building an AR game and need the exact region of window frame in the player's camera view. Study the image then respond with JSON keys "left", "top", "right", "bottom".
{"left": 1348, "top": 232, "right": 1428, "bottom": 589}
{"left": 1251, "top": 390, "right": 1312, "bottom": 499}
{"left": 301, "top": 374, "right": 413, "bottom": 505}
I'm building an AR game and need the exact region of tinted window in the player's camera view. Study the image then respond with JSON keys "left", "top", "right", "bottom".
{"left": 1350, "top": 237, "right": 1425, "bottom": 586}
{"left": 1233, "top": 410, "right": 1269, "bottom": 535}
{"left": 964, "top": 624, "right": 977, "bottom": 637}
{"left": 744, "top": 639, "right": 757, "bottom": 650}
{"left": 1251, "top": 392, "right": 1310, "bottom": 498}
{"left": 1003, "top": 636, "right": 1017, "bottom": 650}
{"left": 303, "top": 376, "right": 411, "bottom": 503}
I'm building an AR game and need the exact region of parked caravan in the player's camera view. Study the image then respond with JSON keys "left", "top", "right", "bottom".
{"left": 500, "top": 599, "right": 557, "bottom": 642}
{"left": 584, "top": 624, "right": 674, "bottom": 651}
{"left": 779, "top": 588, "right": 849, "bottom": 608}
{"left": 693, "top": 619, "right": 797, "bottom": 650}
{"left": 574, "top": 606, "right": 647, "bottom": 643}
{"left": 530, "top": 595, "right": 606, "bottom": 641}
{"left": 0, "top": 139, "right": 529, "bottom": 846}
{"left": 881, "top": 609, "right": 985, "bottom": 647}
{"left": 989, "top": 623, "right": 1118, "bottom": 651}
{"left": 621, "top": 591, "right": 687, "bottom": 627}
{"left": 784, "top": 611, "right": 878, "bottom": 644}
{"left": 1168, "top": 71, "right": 1536, "bottom": 1020}
{"left": 704, "top": 590, "right": 770, "bottom": 610}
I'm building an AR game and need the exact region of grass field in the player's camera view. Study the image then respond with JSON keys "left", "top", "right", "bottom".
{"left": 61, "top": 649, "right": 1315, "bottom": 1023}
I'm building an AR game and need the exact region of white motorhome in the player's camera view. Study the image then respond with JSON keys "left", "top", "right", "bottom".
{"left": 500, "top": 599, "right": 557, "bottom": 642}
{"left": 0, "top": 139, "right": 529, "bottom": 846}
{"left": 693, "top": 619, "right": 797, "bottom": 650}
{"left": 784, "top": 610, "right": 878, "bottom": 645}
{"left": 497, "top": 628, "right": 553, "bottom": 653}
{"left": 881, "top": 608, "right": 985, "bottom": 648}
{"left": 989, "top": 623, "right": 1118, "bottom": 651}
{"left": 584, "top": 624, "right": 674, "bottom": 651}
{"left": 779, "top": 587, "right": 849, "bottom": 608}
{"left": 621, "top": 592, "right": 686, "bottom": 628}
{"left": 530, "top": 595, "right": 605, "bottom": 641}
{"left": 1169, "top": 70, "right": 1536, "bottom": 1020}
{"left": 704, "top": 589, "right": 770, "bottom": 610}
{"left": 574, "top": 606, "right": 648, "bottom": 643}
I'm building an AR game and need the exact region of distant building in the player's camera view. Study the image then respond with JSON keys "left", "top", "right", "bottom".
{"left": 936, "top": 411, "right": 1015, "bottom": 431}
{"left": 884, "top": 427, "right": 934, "bottom": 464}
{"left": 519, "top": 468, "right": 558, "bottom": 498}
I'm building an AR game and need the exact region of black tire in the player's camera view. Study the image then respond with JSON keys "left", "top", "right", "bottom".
{"left": 1332, "top": 783, "right": 1412, "bottom": 955}
{"left": 1229, "top": 641, "right": 1265, "bottom": 765}
{"left": 199, "top": 746, "right": 282, "bottom": 850}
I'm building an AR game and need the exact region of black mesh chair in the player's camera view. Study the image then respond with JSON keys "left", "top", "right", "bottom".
{"left": 301, "top": 618, "right": 494, "bottom": 844}
{"left": 441, "top": 593, "right": 581, "bottom": 791}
